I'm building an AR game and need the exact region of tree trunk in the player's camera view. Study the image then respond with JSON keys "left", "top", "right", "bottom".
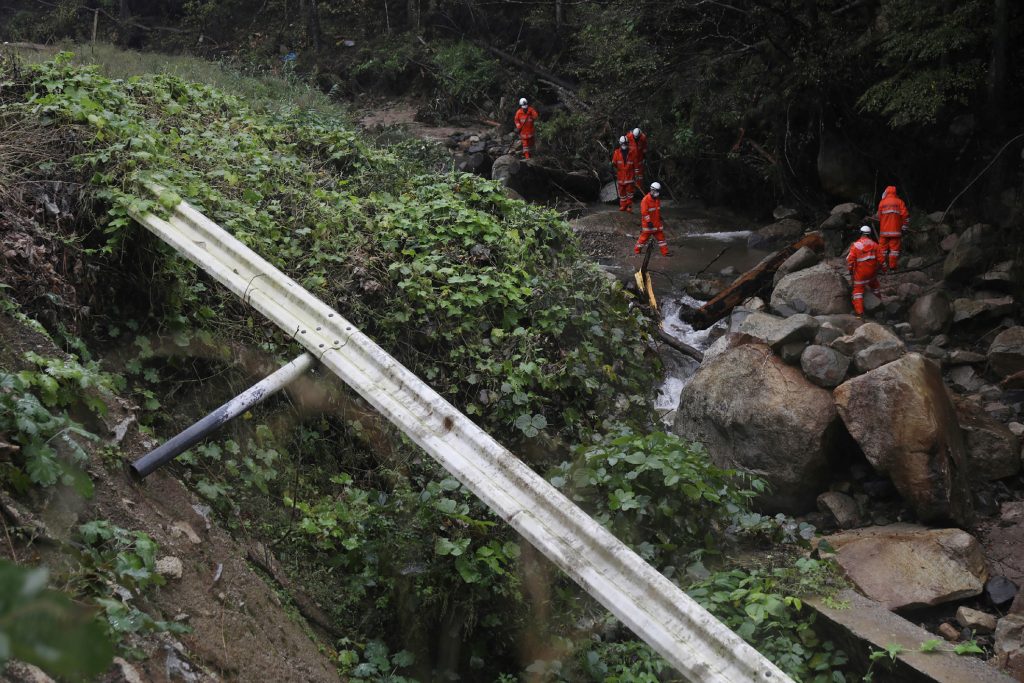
{"left": 408, "top": 0, "right": 420, "bottom": 31}
{"left": 988, "top": 0, "right": 1008, "bottom": 119}
{"left": 302, "top": 0, "right": 322, "bottom": 52}
{"left": 555, "top": 0, "right": 563, "bottom": 31}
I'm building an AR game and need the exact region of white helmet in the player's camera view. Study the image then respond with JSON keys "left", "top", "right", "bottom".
{"left": 633, "top": 127, "right": 641, "bottom": 137}
{"left": 619, "top": 135, "right": 627, "bottom": 145}
{"left": 650, "top": 181, "right": 661, "bottom": 196}
{"left": 519, "top": 97, "right": 528, "bottom": 106}
{"left": 860, "top": 225, "right": 872, "bottom": 234}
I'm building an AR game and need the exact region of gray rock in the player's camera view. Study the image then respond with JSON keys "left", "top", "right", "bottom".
{"left": 862, "top": 290, "right": 883, "bottom": 313}
{"left": 748, "top": 218, "right": 804, "bottom": 249}
{"left": 743, "top": 296, "right": 767, "bottom": 311}
{"left": 802, "top": 344, "right": 851, "bottom": 387}
{"left": 956, "top": 399, "right": 1021, "bottom": 481}
{"left": 894, "top": 322, "right": 912, "bottom": 337}
{"left": 455, "top": 152, "right": 492, "bottom": 176}
{"left": 599, "top": 181, "right": 619, "bottom": 203}
{"left": 815, "top": 314, "right": 864, "bottom": 335}
{"left": 957, "top": 606, "right": 997, "bottom": 634}
{"left": 156, "top": 556, "right": 184, "bottom": 580}
{"left": 772, "top": 263, "right": 851, "bottom": 316}
{"left": 720, "top": 265, "right": 738, "bottom": 277}
{"left": 823, "top": 525, "right": 987, "bottom": 610}
{"left": 737, "top": 311, "right": 819, "bottom": 351}
{"left": 996, "top": 614, "right": 1024, "bottom": 678}
{"left": 774, "top": 205, "right": 799, "bottom": 220}
{"left": 701, "top": 332, "right": 748, "bottom": 366}
{"left": 940, "top": 233, "right": 959, "bottom": 252}
{"left": 975, "top": 261, "right": 1020, "bottom": 292}
{"left": 924, "top": 345, "right": 948, "bottom": 362}
{"left": 987, "top": 576, "right": 1019, "bottom": 606}
{"left": 933, "top": 334, "right": 950, "bottom": 347}
{"left": 927, "top": 211, "right": 946, "bottom": 224}
{"left": 909, "top": 291, "right": 951, "bottom": 337}
{"left": 834, "top": 354, "right": 973, "bottom": 525}
{"left": 984, "top": 402, "right": 1014, "bottom": 421}
{"left": 832, "top": 322, "right": 903, "bottom": 357}
{"left": 952, "top": 296, "right": 1015, "bottom": 325}
{"left": 1009, "top": 422, "right": 1024, "bottom": 438}
{"left": 814, "top": 323, "right": 845, "bottom": 347}
{"left": 948, "top": 349, "right": 987, "bottom": 365}
{"left": 853, "top": 340, "right": 906, "bottom": 373}
{"left": 779, "top": 341, "right": 808, "bottom": 365}
{"left": 944, "top": 223, "right": 991, "bottom": 281}
{"left": 948, "top": 365, "right": 986, "bottom": 393}
{"left": 938, "top": 622, "right": 961, "bottom": 642}
{"left": 773, "top": 246, "right": 821, "bottom": 285}
{"left": 831, "top": 202, "right": 864, "bottom": 216}
{"left": 673, "top": 344, "right": 837, "bottom": 513}
{"left": 989, "top": 327, "right": 1024, "bottom": 378}
{"left": 817, "top": 491, "right": 860, "bottom": 528}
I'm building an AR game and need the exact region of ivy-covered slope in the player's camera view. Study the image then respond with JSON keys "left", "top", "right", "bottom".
{"left": 3, "top": 53, "right": 655, "bottom": 449}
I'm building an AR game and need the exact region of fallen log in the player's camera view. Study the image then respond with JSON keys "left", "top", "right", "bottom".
{"left": 478, "top": 43, "right": 578, "bottom": 92}
{"left": 682, "top": 231, "right": 825, "bottom": 330}
{"left": 657, "top": 329, "right": 703, "bottom": 362}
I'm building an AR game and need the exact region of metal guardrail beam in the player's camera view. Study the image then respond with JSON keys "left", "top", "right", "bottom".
{"left": 130, "top": 191, "right": 792, "bottom": 683}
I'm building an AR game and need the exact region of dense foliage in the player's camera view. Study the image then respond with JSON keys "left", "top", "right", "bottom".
{"left": 0, "top": 55, "right": 853, "bottom": 681}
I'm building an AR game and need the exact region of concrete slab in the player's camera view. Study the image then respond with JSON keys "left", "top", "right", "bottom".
{"left": 808, "top": 589, "right": 1016, "bottom": 683}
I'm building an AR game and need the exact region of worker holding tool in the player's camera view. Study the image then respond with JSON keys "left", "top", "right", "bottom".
{"left": 514, "top": 97, "right": 539, "bottom": 160}
{"left": 612, "top": 136, "right": 637, "bottom": 212}
{"left": 627, "top": 127, "right": 648, "bottom": 187}
{"left": 876, "top": 185, "right": 909, "bottom": 270}
{"left": 634, "top": 181, "right": 669, "bottom": 257}
{"left": 846, "top": 225, "right": 884, "bottom": 316}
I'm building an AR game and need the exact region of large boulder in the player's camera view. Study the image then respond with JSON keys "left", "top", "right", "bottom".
{"left": 908, "top": 291, "right": 951, "bottom": 338}
{"left": 491, "top": 155, "right": 548, "bottom": 198}
{"left": 773, "top": 246, "right": 821, "bottom": 285}
{"left": 952, "top": 295, "right": 1016, "bottom": 325}
{"left": 454, "top": 152, "right": 493, "bottom": 177}
{"left": 737, "top": 311, "right": 819, "bottom": 351}
{"left": 771, "top": 263, "right": 851, "bottom": 315}
{"left": 673, "top": 344, "right": 838, "bottom": 513}
{"left": 824, "top": 524, "right": 988, "bottom": 610}
{"left": 599, "top": 181, "right": 619, "bottom": 204}
{"left": 833, "top": 354, "right": 973, "bottom": 525}
{"left": 975, "top": 261, "right": 1020, "bottom": 292}
{"left": 989, "top": 327, "right": 1024, "bottom": 378}
{"left": 944, "top": 223, "right": 991, "bottom": 281}
{"left": 955, "top": 399, "right": 1021, "bottom": 481}
{"left": 748, "top": 218, "right": 804, "bottom": 250}
{"left": 801, "top": 344, "right": 851, "bottom": 388}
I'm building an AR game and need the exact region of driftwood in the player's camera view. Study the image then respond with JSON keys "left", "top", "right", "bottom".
{"left": 682, "top": 232, "right": 825, "bottom": 330}
{"left": 657, "top": 329, "right": 703, "bottom": 362}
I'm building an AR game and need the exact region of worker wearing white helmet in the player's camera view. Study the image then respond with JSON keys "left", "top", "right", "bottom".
{"left": 514, "top": 97, "right": 539, "bottom": 159}
{"left": 626, "top": 127, "right": 648, "bottom": 187}
{"left": 612, "top": 135, "right": 637, "bottom": 212}
{"left": 634, "top": 181, "right": 669, "bottom": 257}
{"left": 846, "top": 225, "right": 884, "bottom": 316}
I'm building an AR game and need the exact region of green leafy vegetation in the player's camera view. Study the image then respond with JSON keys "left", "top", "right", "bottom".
{"left": 0, "top": 52, "right": 854, "bottom": 680}
{"left": 0, "top": 560, "right": 113, "bottom": 678}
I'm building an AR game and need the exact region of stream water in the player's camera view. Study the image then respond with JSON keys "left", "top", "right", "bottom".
{"left": 574, "top": 202, "right": 772, "bottom": 423}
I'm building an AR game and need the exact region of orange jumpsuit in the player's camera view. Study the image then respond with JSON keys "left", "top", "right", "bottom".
{"left": 612, "top": 146, "right": 636, "bottom": 212}
{"left": 514, "top": 105, "right": 539, "bottom": 159}
{"left": 634, "top": 192, "right": 668, "bottom": 256}
{"left": 876, "top": 185, "right": 909, "bottom": 270}
{"left": 626, "top": 130, "right": 648, "bottom": 185}
{"left": 846, "top": 235, "right": 884, "bottom": 315}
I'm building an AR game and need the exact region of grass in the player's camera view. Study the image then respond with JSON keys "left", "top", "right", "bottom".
{"left": 7, "top": 41, "right": 347, "bottom": 118}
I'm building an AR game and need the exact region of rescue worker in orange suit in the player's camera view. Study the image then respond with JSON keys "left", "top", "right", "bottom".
{"left": 626, "top": 127, "right": 648, "bottom": 187}
{"left": 876, "top": 185, "right": 909, "bottom": 271}
{"left": 612, "top": 136, "right": 636, "bottom": 212}
{"left": 846, "top": 226, "right": 884, "bottom": 316}
{"left": 634, "top": 182, "right": 669, "bottom": 257}
{"left": 514, "top": 97, "right": 539, "bottom": 160}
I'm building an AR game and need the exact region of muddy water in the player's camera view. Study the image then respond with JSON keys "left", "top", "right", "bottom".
{"left": 573, "top": 202, "right": 771, "bottom": 422}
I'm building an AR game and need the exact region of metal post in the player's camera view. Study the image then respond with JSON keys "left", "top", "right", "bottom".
{"left": 130, "top": 352, "right": 315, "bottom": 479}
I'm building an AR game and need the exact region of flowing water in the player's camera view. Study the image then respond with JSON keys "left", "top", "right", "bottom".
{"left": 574, "top": 202, "right": 771, "bottom": 423}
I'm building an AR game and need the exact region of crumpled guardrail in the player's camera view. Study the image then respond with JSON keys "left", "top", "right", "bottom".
{"left": 130, "top": 189, "right": 792, "bottom": 683}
